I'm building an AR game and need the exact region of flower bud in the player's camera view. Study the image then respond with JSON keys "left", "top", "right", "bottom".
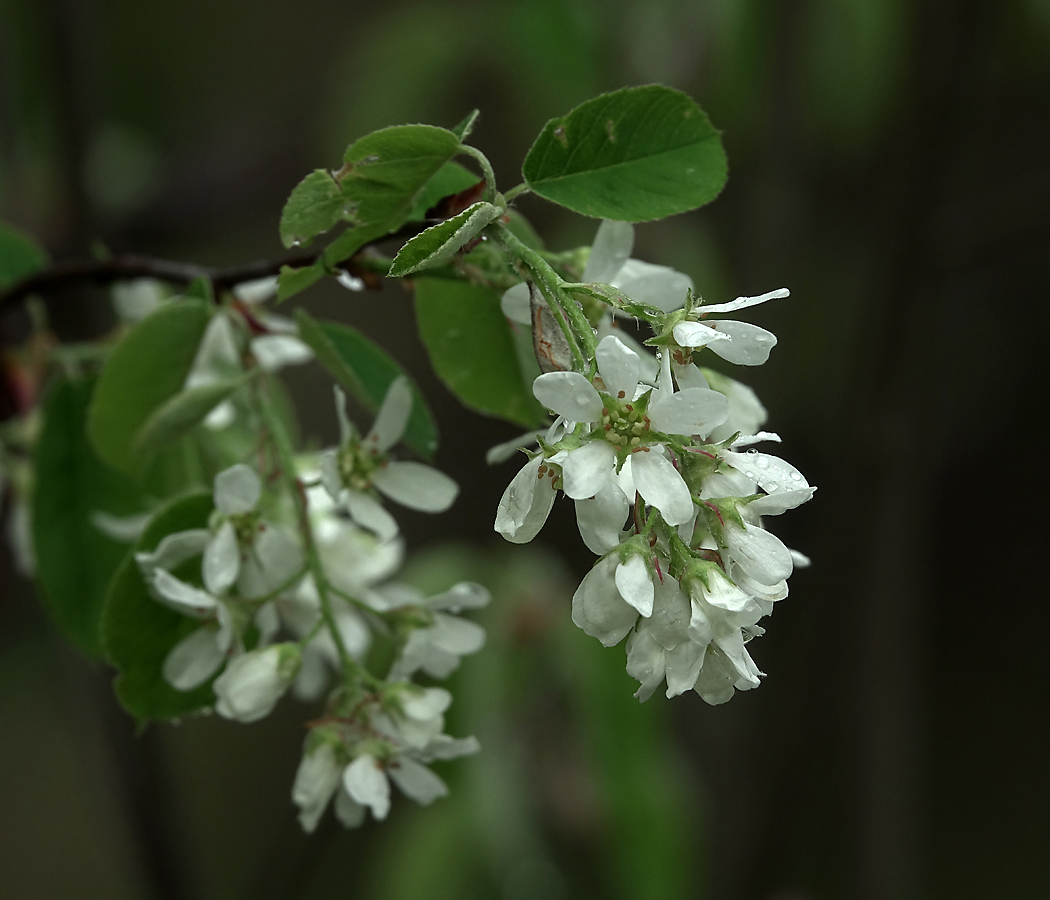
{"left": 214, "top": 643, "right": 302, "bottom": 723}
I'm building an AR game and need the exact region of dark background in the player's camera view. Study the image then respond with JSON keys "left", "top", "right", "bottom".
{"left": 1, "top": 0, "right": 1049, "bottom": 898}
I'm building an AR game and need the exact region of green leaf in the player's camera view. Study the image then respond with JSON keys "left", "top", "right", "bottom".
{"left": 132, "top": 377, "right": 246, "bottom": 461}
{"left": 279, "top": 169, "right": 346, "bottom": 249}
{"left": 295, "top": 309, "right": 438, "bottom": 458}
{"left": 502, "top": 209, "right": 544, "bottom": 250}
{"left": 88, "top": 299, "right": 211, "bottom": 476}
{"left": 450, "top": 109, "right": 479, "bottom": 141}
{"left": 102, "top": 492, "right": 217, "bottom": 721}
{"left": 408, "top": 162, "right": 481, "bottom": 221}
{"left": 277, "top": 263, "right": 325, "bottom": 302}
{"left": 522, "top": 84, "right": 727, "bottom": 222}
{"left": 0, "top": 221, "right": 48, "bottom": 288}
{"left": 414, "top": 278, "right": 547, "bottom": 427}
{"left": 340, "top": 125, "right": 461, "bottom": 225}
{"left": 321, "top": 219, "right": 398, "bottom": 268}
{"left": 389, "top": 202, "right": 502, "bottom": 277}
{"left": 32, "top": 375, "right": 147, "bottom": 658}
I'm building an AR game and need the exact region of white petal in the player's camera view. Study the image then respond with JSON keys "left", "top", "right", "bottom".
{"left": 494, "top": 456, "right": 556, "bottom": 543}
{"left": 648, "top": 574, "right": 691, "bottom": 649}
{"left": 631, "top": 449, "right": 694, "bottom": 526}
{"left": 214, "top": 645, "right": 295, "bottom": 723}
{"left": 292, "top": 744, "right": 341, "bottom": 833}
{"left": 673, "top": 321, "right": 731, "bottom": 348}
{"left": 135, "top": 528, "right": 209, "bottom": 576}
{"left": 571, "top": 556, "right": 639, "bottom": 646}
{"left": 320, "top": 450, "right": 343, "bottom": 501}
{"left": 693, "top": 646, "right": 739, "bottom": 705}
{"left": 611, "top": 259, "right": 692, "bottom": 313}
{"left": 485, "top": 429, "right": 542, "bottom": 465}
{"left": 162, "top": 628, "right": 225, "bottom": 690}
{"left": 232, "top": 276, "right": 278, "bottom": 303}
{"left": 214, "top": 464, "right": 261, "bottom": 515}
{"left": 203, "top": 521, "right": 240, "bottom": 594}
{"left": 615, "top": 455, "right": 636, "bottom": 499}
{"left": 238, "top": 525, "right": 304, "bottom": 599}
{"left": 722, "top": 449, "right": 809, "bottom": 496}
{"left": 672, "top": 362, "right": 709, "bottom": 391}
{"left": 730, "top": 431, "right": 781, "bottom": 448}
{"left": 151, "top": 569, "right": 217, "bottom": 617}
{"left": 334, "top": 789, "right": 367, "bottom": 828}
{"left": 707, "top": 320, "right": 778, "bottom": 366}
{"left": 615, "top": 555, "right": 654, "bottom": 617}
{"left": 343, "top": 755, "right": 391, "bottom": 820}
{"left": 715, "top": 629, "right": 763, "bottom": 687}
{"left": 427, "top": 582, "right": 490, "bottom": 612}
{"left": 367, "top": 377, "right": 412, "bottom": 452}
{"left": 648, "top": 387, "right": 729, "bottom": 437}
{"left": 430, "top": 612, "right": 486, "bottom": 655}
{"left": 251, "top": 334, "right": 313, "bottom": 371}
{"left": 500, "top": 282, "right": 532, "bottom": 325}
{"left": 748, "top": 487, "right": 816, "bottom": 516}
{"left": 665, "top": 640, "right": 705, "bottom": 697}
{"left": 402, "top": 686, "right": 452, "bottom": 720}
{"left": 332, "top": 385, "right": 356, "bottom": 445}
{"left": 388, "top": 757, "right": 448, "bottom": 805}
{"left": 373, "top": 462, "right": 459, "bottom": 512}
{"left": 92, "top": 510, "right": 152, "bottom": 543}
{"left": 554, "top": 441, "right": 616, "bottom": 500}
{"left": 583, "top": 219, "right": 634, "bottom": 283}
{"left": 702, "top": 568, "right": 755, "bottom": 613}
{"left": 595, "top": 335, "right": 641, "bottom": 400}
{"left": 790, "top": 548, "right": 812, "bottom": 568}
{"left": 575, "top": 483, "right": 629, "bottom": 555}
{"left": 703, "top": 369, "right": 768, "bottom": 442}
{"left": 724, "top": 522, "right": 793, "bottom": 585}
{"left": 345, "top": 490, "right": 399, "bottom": 541}
{"left": 417, "top": 735, "right": 480, "bottom": 762}
{"left": 625, "top": 627, "right": 666, "bottom": 701}
{"left": 255, "top": 601, "right": 280, "bottom": 646}
{"left": 699, "top": 288, "right": 789, "bottom": 315}
{"left": 532, "top": 372, "right": 603, "bottom": 422}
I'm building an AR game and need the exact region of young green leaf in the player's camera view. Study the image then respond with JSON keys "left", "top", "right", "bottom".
{"left": 414, "top": 278, "right": 547, "bottom": 427}
{"left": 102, "top": 492, "right": 217, "bottom": 721}
{"left": 32, "top": 375, "right": 148, "bottom": 658}
{"left": 450, "top": 109, "right": 480, "bottom": 141}
{"left": 522, "top": 85, "right": 728, "bottom": 222}
{"left": 0, "top": 221, "right": 48, "bottom": 288}
{"left": 279, "top": 169, "right": 346, "bottom": 249}
{"left": 88, "top": 299, "right": 211, "bottom": 476}
{"left": 132, "top": 377, "right": 246, "bottom": 461}
{"left": 340, "top": 124, "right": 462, "bottom": 225}
{"left": 277, "top": 263, "right": 325, "bottom": 302}
{"left": 294, "top": 309, "right": 438, "bottom": 458}
{"left": 388, "top": 202, "right": 502, "bottom": 277}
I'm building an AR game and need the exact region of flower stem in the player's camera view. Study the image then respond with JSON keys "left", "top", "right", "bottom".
{"left": 255, "top": 376, "right": 379, "bottom": 690}
{"left": 495, "top": 225, "right": 598, "bottom": 367}
{"left": 458, "top": 145, "right": 498, "bottom": 202}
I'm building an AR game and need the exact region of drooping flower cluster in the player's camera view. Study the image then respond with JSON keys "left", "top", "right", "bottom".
{"left": 134, "top": 377, "right": 486, "bottom": 830}
{"left": 494, "top": 220, "right": 814, "bottom": 704}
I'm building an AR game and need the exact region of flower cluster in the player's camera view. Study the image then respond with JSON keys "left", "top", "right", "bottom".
{"left": 135, "top": 377, "right": 485, "bottom": 830}
{"left": 494, "top": 220, "right": 813, "bottom": 704}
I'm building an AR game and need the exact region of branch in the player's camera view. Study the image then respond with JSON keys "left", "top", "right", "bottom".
{"left": 0, "top": 222, "right": 428, "bottom": 311}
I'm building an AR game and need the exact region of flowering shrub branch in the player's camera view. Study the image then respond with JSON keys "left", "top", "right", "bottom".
{"left": 0, "top": 84, "right": 812, "bottom": 833}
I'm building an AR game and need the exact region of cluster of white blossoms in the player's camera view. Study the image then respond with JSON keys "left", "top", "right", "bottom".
{"left": 494, "top": 220, "right": 813, "bottom": 704}
{"left": 135, "top": 376, "right": 487, "bottom": 829}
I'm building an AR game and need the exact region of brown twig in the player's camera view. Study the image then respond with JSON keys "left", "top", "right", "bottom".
{"left": 0, "top": 222, "right": 428, "bottom": 311}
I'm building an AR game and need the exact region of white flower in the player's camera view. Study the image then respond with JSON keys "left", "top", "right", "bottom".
{"left": 493, "top": 454, "right": 559, "bottom": 543}
{"left": 571, "top": 554, "right": 642, "bottom": 646}
{"left": 292, "top": 742, "right": 343, "bottom": 833}
{"left": 321, "top": 380, "right": 458, "bottom": 539}
{"left": 383, "top": 581, "right": 491, "bottom": 680}
{"left": 672, "top": 288, "right": 788, "bottom": 367}
{"left": 147, "top": 568, "right": 236, "bottom": 690}
{"left": 625, "top": 574, "right": 704, "bottom": 700}
{"left": 204, "top": 464, "right": 304, "bottom": 600}
{"left": 213, "top": 643, "right": 301, "bottom": 723}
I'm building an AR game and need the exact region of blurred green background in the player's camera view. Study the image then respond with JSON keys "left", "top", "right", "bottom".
{"left": 2, "top": 0, "right": 1049, "bottom": 897}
